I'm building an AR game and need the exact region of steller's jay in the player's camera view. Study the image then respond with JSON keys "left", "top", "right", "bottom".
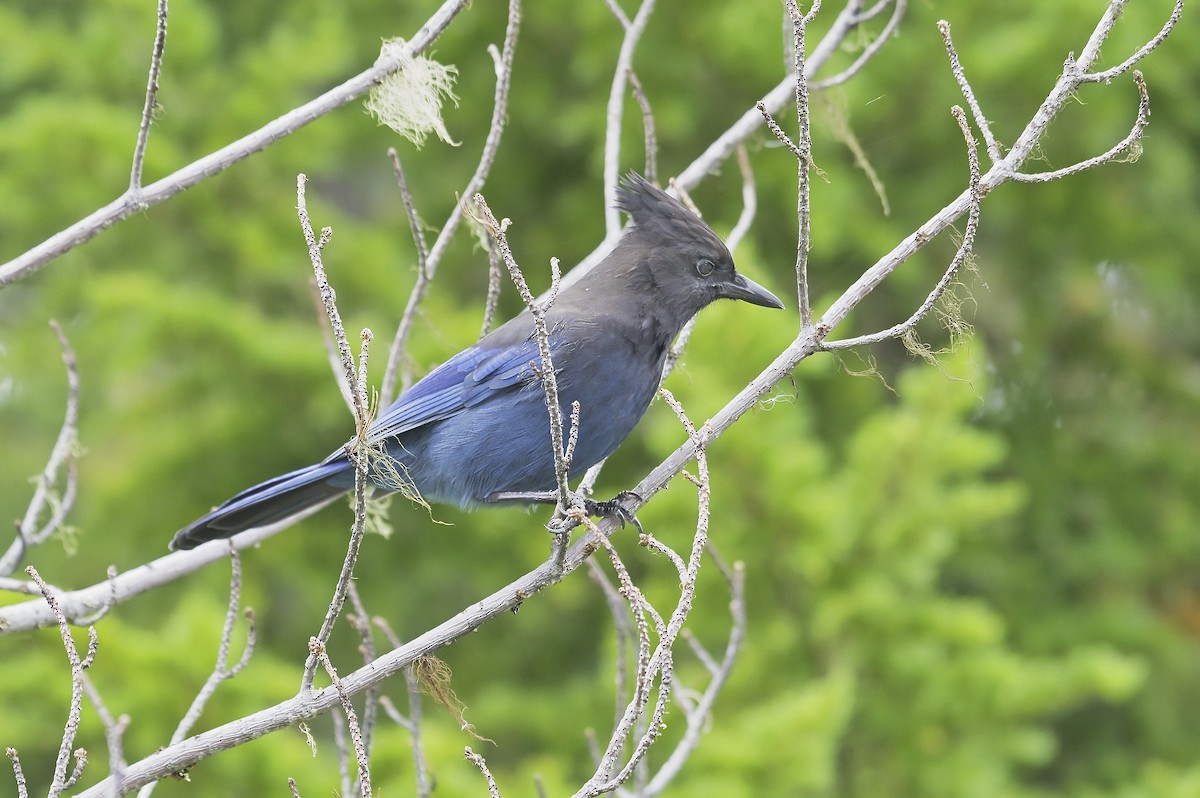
{"left": 170, "top": 174, "right": 782, "bottom": 550}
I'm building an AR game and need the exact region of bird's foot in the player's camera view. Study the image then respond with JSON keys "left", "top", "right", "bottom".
{"left": 582, "top": 490, "right": 644, "bottom": 535}
{"left": 483, "top": 489, "right": 644, "bottom": 534}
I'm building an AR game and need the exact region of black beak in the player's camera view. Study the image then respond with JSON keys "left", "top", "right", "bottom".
{"left": 720, "top": 272, "right": 785, "bottom": 309}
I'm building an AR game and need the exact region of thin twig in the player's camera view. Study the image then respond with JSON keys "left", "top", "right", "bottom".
{"left": 141, "top": 545, "right": 256, "bottom": 798}
{"left": 375, "top": 617, "right": 430, "bottom": 797}
{"left": 1007, "top": 71, "right": 1151, "bottom": 182}
{"left": 381, "top": 150, "right": 432, "bottom": 406}
{"left": 300, "top": 388, "right": 372, "bottom": 693}
{"left": 296, "top": 176, "right": 375, "bottom": 693}
{"left": 603, "top": 0, "right": 658, "bottom": 235}
{"left": 332, "top": 707, "right": 352, "bottom": 798}
{"left": 0, "top": 0, "right": 471, "bottom": 287}
{"left": 471, "top": 195, "right": 573, "bottom": 510}
{"left": 626, "top": 69, "right": 659, "bottom": 184}
{"left": 575, "top": 390, "right": 712, "bottom": 797}
{"left": 1, "top": 321, "right": 80, "bottom": 577}
{"left": 345, "top": 584, "right": 379, "bottom": 776}
{"left": 465, "top": 748, "right": 503, "bottom": 797}
{"left": 587, "top": 558, "right": 634, "bottom": 729}
{"left": 6, "top": 748, "right": 28, "bottom": 798}
{"left": 754, "top": 103, "right": 803, "bottom": 160}
{"left": 811, "top": 0, "right": 907, "bottom": 90}
{"left": 725, "top": 145, "right": 757, "bottom": 253}
{"left": 786, "top": 0, "right": 820, "bottom": 330}
{"left": 297, "top": 175, "right": 363, "bottom": 424}
{"left": 581, "top": 530, "right": 655, "bottom": 789}
{"left": 604, "top": 0, "right": 632, "bottom": 29}
{"left": 309, "top": 277, "right": 355, "bottom": 413}
{"left": 480, "top": 233, "right": 504, "bottom": 338}
{"left": 1081, "top": 0, "right": 1183, "bottom": 84}
{"left": 130, "top": 0, "right": 169, "bottom": 191}
{"left": 311, "top": 640, "right": 373, "bottom": 798}
{"left": 644, "top": 560, "right": 745, "bottom": 795}
{"left": 81, "top": 674, "right": 130, "bottom": 797}
{"left": 27, "top": 566, "right": 97, "bottom": 798}
{"left": 400, "top": 0, "right": 521, "bottom": 340}
{"left": 823, "top": 104, "right": 982, "bottom": 350}
{"left": 939, "top": 20, "right": 1002, "bottom": 164}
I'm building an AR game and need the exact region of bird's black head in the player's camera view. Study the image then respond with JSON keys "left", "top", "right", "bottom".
{"left": 613, "top": 173, "right": 783, "bottom": 323}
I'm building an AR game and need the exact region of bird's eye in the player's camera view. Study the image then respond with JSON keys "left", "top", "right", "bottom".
{"left": 695, "top": 258, "right": 716, "bottom": 278}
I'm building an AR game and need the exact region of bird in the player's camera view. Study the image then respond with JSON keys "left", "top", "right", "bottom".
{"left": 170, "top": 173, "right": 783, "bottom": 551}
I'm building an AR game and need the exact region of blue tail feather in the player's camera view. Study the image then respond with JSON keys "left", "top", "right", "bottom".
{"left": 170, "top": 459, "right": 352, "bottom": 550}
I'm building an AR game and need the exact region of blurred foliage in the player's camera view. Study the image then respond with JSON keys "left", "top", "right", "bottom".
{"left": 1, "top": 0, "right": 1198, "bottom": 795}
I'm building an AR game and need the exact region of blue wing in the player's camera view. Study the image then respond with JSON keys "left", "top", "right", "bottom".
{"left": 363, "top": 337, "right": 545, "bottom": 445}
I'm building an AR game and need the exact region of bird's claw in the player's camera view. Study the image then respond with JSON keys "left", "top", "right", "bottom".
{"left": 583, "top": 490, "right": 644, "bottom": 535}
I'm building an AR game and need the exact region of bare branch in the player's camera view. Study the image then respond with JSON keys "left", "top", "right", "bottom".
{"left": 311, "top": 639, "right": 373, "bottom": 797}
{"left": 575, "top": 390, "right": 712, "bottom": 797}
{"left": 1081, "top": 0, "right": 1184, "bottom": 84}
{"left": 1008, "top": 71, "right": 1150, "bottom": 182}
{"left": 603, "top": 0, "right": 658, "bottom": 235}
{"left": 297, "top": 175, "right": 362, "bottom": 424}
{"left": 0, "top": 515, "right": 315, "bottom": 634}
{"left": 374, "top": 617, "right": 431, "bottom": 797}
{"left": 309, "top": 277, "right": 356, "bottom": 414}
{"left": 381, "top": 151, "right": 432, "bottom": 405}
{"left": 378, "top": 0, "right": 520, "bottom": 405}
{"left": 480, "top": 233, "right": 504, "bottom": 339}
{"left": 626, "top": 69, "right": 659, "bottom": 184}
{"left": 147, "top": 545, "right": 256, "bottom": 781}
{"left": 644, "top": 559, "right": 746, "bottom": 795}
{"left": 26, "top": 566, "right": 96, "bottom": 798}
{"left": 0, "top": 0, "right": 471, "bottom": 287}
{"left": 405, "top": 667, "right": 431, "bottom": 797}
{"left": 465, "top": 748, "right": 504, "bottom": 797}
{"left": 854, "top": 0, "right": 894, "bottom": 25}
{"left": 326, "top": 706, "right": 349, "bottom": 797}
{"left": 938, "top": 20, "right": 1002, "bottom": 164}
{"left": 579, "top": 531, "right": 656, "bottom": 792}
{"left": 301, "top": 399, "right": 373, "bottom": 693}
{"left": 587, "top": 559, "right": 633, "bottom": 729}
{"left": 1, "top": 321, "right": 80, "bottom": 577}
{"left": 418, "top": 0, "right": 522, "bottom": 294}
{"left": 823, "top": 104, "right": 982, "bottom": 350}
{"left": 604, "top": 0, "right": 632, "bottom": 29}
{"left": 724, "top": 145, "right": 757, "bottom": 253}
{"left": 81, "top": 675, "right": 130, "bottom": 795}
{"left": 755, "top": 102, "right": 803, "bottom": 160}
{"left": 345, "top": 585, "right": 379, "bottom": 775}
{"left": 6, "top": 748, "right": 28, "bottom": 798}
{"left": 785, "top": 0, "right": 819, "bottom": 329}
{"left": 295, "top": 178, "right": 379, "bottom": 697}
{"left": 811, "top": 0, "right": 907, "bottom": 90}
{"left": 130, "top": 0, "right": 169, "bottom": 191}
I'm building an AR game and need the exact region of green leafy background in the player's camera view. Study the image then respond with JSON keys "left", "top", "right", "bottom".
{"left": 1, "top": 0, "right": 1198, "bottom": 795}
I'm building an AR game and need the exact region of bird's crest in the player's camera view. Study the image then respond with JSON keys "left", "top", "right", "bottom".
{"left": 615, "top": 173, "right": 725, "bottom": 250}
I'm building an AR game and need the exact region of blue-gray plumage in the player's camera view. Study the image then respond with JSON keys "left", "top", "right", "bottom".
{"left": 170, "top": 174, "right": 782, "bottom": 550}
